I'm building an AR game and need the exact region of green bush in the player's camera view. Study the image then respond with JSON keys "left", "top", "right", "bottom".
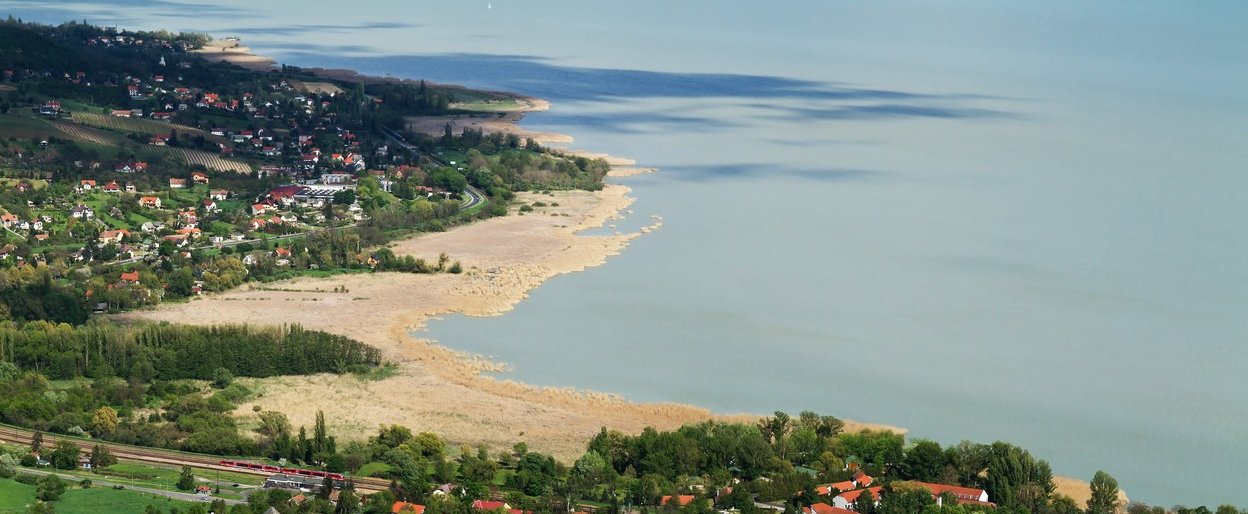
{"left": 36, "top": 474, "right": 66, "bottom": 501}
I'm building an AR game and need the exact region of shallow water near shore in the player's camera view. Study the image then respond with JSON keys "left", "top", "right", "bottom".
{"left": 7, "top": 0, "right": 1247, "bottom": 505}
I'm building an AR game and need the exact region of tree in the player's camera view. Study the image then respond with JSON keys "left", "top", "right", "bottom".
{"left": 30, "top": 431, "right": 43, "bottom": 454}
{"left": 211, "top": 367, "right": 233, "bottom": 389}
{"left": 36, "top": 474, "right": 67, "bottom": 501}
{"left": 900, "top": 440, "right": 945, "bottom": 482}
{"left": 50, "top": 440, "right": 80, "bottom": 470}
{"left": 256, "top": 411, "right": 291, "bottom": 440}
{"left": 1086, "top": 471, "right": 1120, "bottom": 514}
{"left": 91, "top": 406, "right": 119, "bottom": 436}
{"left": 336, "top": 489, "right": 359, "bottom": 514}
{"left": 89, "top": 444, "right": 117, "bottom": 469}
{"left": 570, "top": 451, "right": 612, "bottom": 500}
{"left": 166, "top": 267, "right": 195, "bottom": 297}
{"left": 313, "top": 410, "right": 328, "bottom": 456}
{"left": 0, "top": 454, "right": 16, "bottom": 479}
{"left": 333, "top": 189, "right": 356, "bottom": 205}
{"left": 176, "top": 465, "right": 196, "bottom": 491}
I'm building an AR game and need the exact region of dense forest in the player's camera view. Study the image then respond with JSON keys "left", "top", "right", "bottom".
{"left": 0, "top": 320, "right": 381, "bottom": 380}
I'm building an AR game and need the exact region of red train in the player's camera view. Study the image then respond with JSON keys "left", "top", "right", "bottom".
{"left": 218, "top": 460, "right": 345, "bottom": 481}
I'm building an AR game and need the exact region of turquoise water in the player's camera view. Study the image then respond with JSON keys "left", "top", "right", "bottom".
{"left": 6, "top": 1, "right": 1247, "bottom": 504}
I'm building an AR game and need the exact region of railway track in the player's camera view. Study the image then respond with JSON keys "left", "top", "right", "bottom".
{"left": 0, "top": 425, "right": 391, "bottom": 492}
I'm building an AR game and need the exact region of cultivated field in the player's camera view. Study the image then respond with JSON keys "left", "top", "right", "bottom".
{"left": 289, "top": 79, "right": 344, "bottom": 95}
{"left": 50, "top": 120, "right": 124, "bottom": 145}
{"left": 71, "top": 112, "right": 219, "bottom": 142}
{"left": 166, "top": 147, "right": 252, "bottom": 174}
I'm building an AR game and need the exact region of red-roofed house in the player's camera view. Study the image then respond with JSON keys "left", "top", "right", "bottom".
{"left": 392, "top": 502, "right": 425, "bottom": 514}
{"left": 251, "top": 203, "right": 267, "bottom": 216}
{"left": 802, "top": 503, "right": 854, "bottom": 514}
{"left": 471, "top": 501, "right": 510, "bottom": 512}
{"left": 913, "top": 482, "right": 992, "bottom": 507}
{"left": 816, "top": 473, "right": 874, "bottom": 496}
{"left": 140, "top": 196, "right": 162, "bottom": 209}
{"left": 80, "top": 179, "right": 97, "bottom": 190}
{"left": 99, "top": 229, "right": 130, "bottom": 244}
{"left": 169, "top": 178, "right": 187, "bottom": 189}
{"left": 102, "top": 181, "right": 122, "bottom": 193}
{"left": 191, "top": 171, "right": 209, "bottom": 184}
{"left": 831, "top": 487, "right": 882, "bottom": 510}
{"left": 119, "top": 270, "right": 140, "bottom": 284}
{"left": 265, "top": 185, "right": 304, "bottom": 206}
{"left": 660, "top": 496, "right": 696, "bottom": 507}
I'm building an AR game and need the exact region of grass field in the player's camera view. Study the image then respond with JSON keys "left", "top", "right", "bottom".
{"left": 355, "top": 462, "right": 392, "bottom": 478}
{"left": 0, "top": 178, "right": 48, "bottom": 189}
{"left": 0, "top": 479, "right": 36, "bottom": 514}
{"left": 0, "top": 113, "right": 58, "bottom": 139}
{"left": 94, "top": 462, "right": 263, "bottom": 490}
{"left": 0, "top": 478, "right": 196, "bottom": 514}
{"left": 52, "top": 486, "right": 196, "bottom": 514}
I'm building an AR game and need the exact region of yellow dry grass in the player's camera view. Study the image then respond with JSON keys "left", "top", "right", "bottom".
{"left": 288, "top": 80, "right": 345, "bottom": 95}
{"left": 1053, "top": 475, "right": 1130, "bottom": 511}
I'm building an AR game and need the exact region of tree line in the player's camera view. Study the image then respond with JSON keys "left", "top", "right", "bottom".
{"left": 0, "top": 320, "right": 382, "bottom": 380}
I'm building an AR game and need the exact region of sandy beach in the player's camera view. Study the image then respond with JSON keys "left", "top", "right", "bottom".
{"left": 126, "top": 186, "right": 895, "bottom": 460}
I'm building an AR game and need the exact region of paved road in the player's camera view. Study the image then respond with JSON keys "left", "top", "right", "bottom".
{"left": 20, "top": 467, "right": 245, "bottom": 505}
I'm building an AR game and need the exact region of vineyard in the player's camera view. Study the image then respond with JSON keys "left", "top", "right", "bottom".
{"left": 71, "top": 112, "right": 221, "bottom": 143}
{"left": 166, "top": 147, "right": 253, "bottom": 174}
{"left": 51, "top": 120, "right": 125, "bottom": 145}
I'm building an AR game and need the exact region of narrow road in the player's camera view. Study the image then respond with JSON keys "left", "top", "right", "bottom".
{"left": 19, "top": 467, "right": 244, "bottom": 505}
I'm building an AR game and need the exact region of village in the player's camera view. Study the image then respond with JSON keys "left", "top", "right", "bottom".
{"left": 0, "top": 21, "right": 488, "bottom": 312}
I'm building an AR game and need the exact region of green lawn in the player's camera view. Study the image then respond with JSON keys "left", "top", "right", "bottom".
{"left": 53, "top": 486, "right": 197, "bottom": 514}
{"left": 0, "top": 178, "right": 48, "bottom": 189}
{"left": 95, "top": 462, "right": 263, "bottom": 490}
{"left": 0, "top": 479, "right": 36, "bottom": 514}
{"left": 356, "top": 462, "right": 392, "bottom": 478}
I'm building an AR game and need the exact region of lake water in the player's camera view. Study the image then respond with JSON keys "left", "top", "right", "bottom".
{"left": 7, "top": 0, "right": 1247, "bottom": 505}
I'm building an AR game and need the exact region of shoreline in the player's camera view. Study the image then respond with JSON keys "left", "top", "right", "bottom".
{"left": 184, "top": 36, "right": 1111, "bottom": 505}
